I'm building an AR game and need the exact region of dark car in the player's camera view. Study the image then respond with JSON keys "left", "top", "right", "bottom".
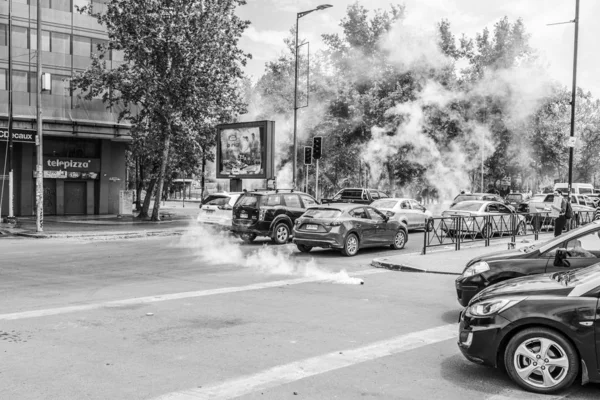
{"left": 231, "top": 190, "right": 319, "bottom": 244}
{"left": 504, "top": 192, "right": 531, "bottom": 207}
{"left": 458, "top": 264, "right": 600, "bottom": 394}
{"left": 292, "top": 204, "right": 407, "bottom": 256}
{"left": 455, "top": 220, "right": 600, "bottom": 306}
{"left": 451, "top": 192, "right": 508, "bottom": 208}
{"left": 320, "top": 188, "right": 389, "bottom": 205}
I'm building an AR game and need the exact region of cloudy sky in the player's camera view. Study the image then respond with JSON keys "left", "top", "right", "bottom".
{"left": 237, "top": 0, "right": 600, "bottom": 97}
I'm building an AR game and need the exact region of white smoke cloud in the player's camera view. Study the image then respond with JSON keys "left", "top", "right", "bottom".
{"left": 173, "top": 225, "right": 364, "bottom": 285}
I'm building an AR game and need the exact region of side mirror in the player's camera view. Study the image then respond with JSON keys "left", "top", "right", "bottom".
{"left": 553, "top": 249, "right": 571, "bottom": 267}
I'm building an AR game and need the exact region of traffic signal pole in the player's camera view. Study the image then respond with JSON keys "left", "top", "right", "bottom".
{"left": 315, "top": 159, "right": 319, "bottom": 201}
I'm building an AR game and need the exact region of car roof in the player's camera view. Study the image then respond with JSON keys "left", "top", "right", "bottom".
{"left": 316, "top": 203, "right": 372, "bottom": 210}
{"left": 374, "top": 198, "right": 412, "bottom": 202}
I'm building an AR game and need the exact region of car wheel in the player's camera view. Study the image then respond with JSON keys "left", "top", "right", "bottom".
{"left": 342, "top": 233, "right": 359, "bottom": 257}
{"left": 481, "top": 223, "right": 493, "bottom": 239}
{"left": 272, "top": 223, "right": 290, "bottom": 244}
{"left": 390, "top": 230, "right": 407, "bottom": 250}
{"left": 240, "top": 233, "right": 256, "bottom": 244}
{"left": 504, "top": 328, "right": 579, "bottom": 394}
{"left": 296, "top": 244, "right": 312, "bottom": 253}
{"left": 516, "top": 222, "right": 527, "bottom": 236}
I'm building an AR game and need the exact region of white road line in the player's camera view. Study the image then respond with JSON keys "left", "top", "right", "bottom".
{"left": 0, "top": 268, "right": 387, "bottom": 321}
{"left": 151, "top": 324, "right": 458, "bottom": 400}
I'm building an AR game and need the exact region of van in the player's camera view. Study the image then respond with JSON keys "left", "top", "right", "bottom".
{"left": 553, "top": 182, "right": 595, "bottom": 195}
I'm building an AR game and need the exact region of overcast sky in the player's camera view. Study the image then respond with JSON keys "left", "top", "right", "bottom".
{"left": 237, "top": 0, "right": 600, "bottom": 97}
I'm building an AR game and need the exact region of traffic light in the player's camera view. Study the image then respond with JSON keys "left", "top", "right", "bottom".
{"left": 304, "top": 146, "right": 312, "bottom": 165}
{"left": 313, "top": 136, "right": 323, "bottom": 159}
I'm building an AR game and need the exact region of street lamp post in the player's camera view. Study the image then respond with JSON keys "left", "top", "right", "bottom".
{"left": 292, "top": 4, "right": 332, "bottom": 189}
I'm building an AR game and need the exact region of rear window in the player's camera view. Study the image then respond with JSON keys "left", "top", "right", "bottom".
{"left": 205, "top": 197, "right": 230, "bottom": 206}
{"left": 303, "top": 208, "right": 342, "bottom": 219}
{"left": 580, "top": 188, "right": 594, "bottom": 194}
{"left": 334, "top": 189, "right": 363, "bottom": 200}
{"left": 450, "top": 202, "right": 482, "bottom": 212}
{"left": 506, "top": 194, "right": 523, "bottom": 201}
{"left": 238, "top": 194, "right": 260, "bottom": 207}
{"left": 371, "top": 199, "right": 398, "bottom": 209}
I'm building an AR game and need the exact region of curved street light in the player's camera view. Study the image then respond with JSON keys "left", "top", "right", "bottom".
{"left": 292, "top": 4, "right": 332, "bottom": 189}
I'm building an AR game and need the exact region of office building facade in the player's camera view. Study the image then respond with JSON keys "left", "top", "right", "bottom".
{"left": 0, "top": 0, "right": 131, "bottom": 217}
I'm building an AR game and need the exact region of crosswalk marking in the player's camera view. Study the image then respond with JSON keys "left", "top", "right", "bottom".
{"left": 151, "top": 324, "right": 458, "bottom": 400}
{"left": 0, "top": 268, "right": 387, "bottom": 321}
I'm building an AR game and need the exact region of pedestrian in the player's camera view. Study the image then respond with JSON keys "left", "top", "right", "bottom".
{"left": 553, "top": 190, "right": 571, "bottom": 237}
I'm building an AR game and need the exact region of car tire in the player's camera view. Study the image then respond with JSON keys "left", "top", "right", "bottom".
{"left": 240, "top": 233, "right": 256, "bottom": 243}
{"left": 296, "top": 244, "right": 312, "bottom": 253}
{"left": 504, "top": 327, "right": 579, "bottom": 394}
{"left": 481, "top": 223, "right": 493, "bottom": 239}
{"left": 390, "top": 230, "right": 407, "bottom": 250}
{"left": 341, "top": 233, "right": 359, "bottom": 257}
{"left": 272, "top": 222, "right": 290, "bottom": 245}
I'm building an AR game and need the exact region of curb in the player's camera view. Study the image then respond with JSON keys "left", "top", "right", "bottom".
{"left": 371, "top": 258, "right": 461, "bottom": 276}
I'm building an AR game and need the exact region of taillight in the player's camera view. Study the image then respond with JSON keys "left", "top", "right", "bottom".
{"left": 328, "top": 221, "right": 341, "bottom": 226}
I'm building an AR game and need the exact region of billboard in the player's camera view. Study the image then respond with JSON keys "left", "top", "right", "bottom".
{"left": 216, "top": 121, "right": 275, "bottom": 180}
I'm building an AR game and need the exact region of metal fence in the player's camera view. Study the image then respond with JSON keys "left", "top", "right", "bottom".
{"left": 422, "top": 211, "right": 595, "bottom": 254}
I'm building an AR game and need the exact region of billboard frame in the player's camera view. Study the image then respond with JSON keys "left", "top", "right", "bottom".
{"left": 216, "top": 120, "right": 275, "bottom": 180}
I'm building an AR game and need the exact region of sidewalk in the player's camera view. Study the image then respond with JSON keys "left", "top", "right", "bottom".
{"left": 371, "top": 233, "right": 554, "bottom": 276}
{"left": 0, "top": 200, "right": 202, "bottom": 239}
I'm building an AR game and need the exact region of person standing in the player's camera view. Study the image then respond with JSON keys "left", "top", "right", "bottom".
{"left": 553, "top": 190, "right": 570, "bottom": 237}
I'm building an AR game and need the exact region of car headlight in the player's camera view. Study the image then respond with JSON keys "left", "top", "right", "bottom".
{"left": 467, "top": 298, "right": 525, "bottom": 317}
{"left": 462, "top": 261, "right": 489, "bottom": 277}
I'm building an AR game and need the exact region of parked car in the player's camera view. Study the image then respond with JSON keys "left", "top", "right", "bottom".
{"left": 370, "top": 198, "right": 433, "bottom": 231}
{"left": 441, "top": 200, "right": 526, "bottom": 238}
{"left": 197, "top": 192, "right": 243, "bottom": 230}
{"left": 458, "top": 263, "right": 600, "bottom": 394}
{"left": 504, "top": 192, "right": 530, "bottom": 207}
{"left": 292, "top": 204, "right": 407, "bottom": 256}
{"left": 455, "top": 220, "right": 600, "bottom": 306}
{"left": 231, "top": 190, "right": 319, "bottom": 244}
{"left": 320, "top": 188, "right": 389, "bottom": 205}
{"left": 553, "top": 182, "right": 594, "bottom": 195}
{"left": 526, "top": 193, "right": 594, "bottom": 228}
{"left": 450, "top": 192, "right": 508, "bottom": 208}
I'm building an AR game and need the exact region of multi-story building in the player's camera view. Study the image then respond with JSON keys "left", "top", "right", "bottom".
{"left": 0, "top": 0, "right": 131, "bottom": 217}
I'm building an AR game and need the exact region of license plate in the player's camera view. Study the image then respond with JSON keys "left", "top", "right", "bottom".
{"left": 205, "top": 210, "right": 215, "bottom": 214}
{"left": 240, "top": 212, "right": 248, "bottom": 219}
{"left": 306, "top": 224, "right": 318, "bottom": 230}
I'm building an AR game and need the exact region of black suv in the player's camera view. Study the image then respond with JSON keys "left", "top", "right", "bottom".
{"left": 231, "top": 190, "right": 319, "bottom": 244}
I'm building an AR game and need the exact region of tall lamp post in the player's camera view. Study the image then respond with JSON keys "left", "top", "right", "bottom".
{"left": 292, "top": 4, "right": 332, "bottom": 189}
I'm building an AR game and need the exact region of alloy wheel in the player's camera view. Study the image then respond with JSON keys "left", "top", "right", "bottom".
{"left": 344, "top": 234, "right": 359, "bottom": 256}
{"left": 392, "top": 230, "right": 406, "bottom": 249}
{"left": 274, "top": 223, "right": 289, "bottom": 244}
{"left": 513, "top": 337, "right": 569, "bottom": 389}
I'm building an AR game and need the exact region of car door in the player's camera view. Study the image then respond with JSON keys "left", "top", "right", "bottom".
{"left": 349, "top": 207, "right": 377, "bottom": 245}
{"left": 409, "top": 199, "right": 427, "bottom": 228}
{"left": 495, "top": 203, "right": 514, "bottom": 233}
{"left": 398, "top": 200, "right": 414, "bottom": 228}
{"left": 283, "top": 194, "right": 305, "bottom": 221}
{"left": 366, "top": 206, "right": 395, "bottom": 243}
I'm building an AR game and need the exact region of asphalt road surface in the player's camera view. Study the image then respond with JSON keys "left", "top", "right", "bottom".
{"left": 1, "top": 229, "right": 598, "bottom": 400}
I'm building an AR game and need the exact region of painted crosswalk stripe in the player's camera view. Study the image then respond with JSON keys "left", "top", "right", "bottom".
{"left": 0, "top": 268, "right": 387, "bottom": 321}
{"left": 151, "top": 323, "right": 458, "bottom": 400}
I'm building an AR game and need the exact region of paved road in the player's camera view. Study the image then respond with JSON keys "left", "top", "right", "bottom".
{"left": 1, "top": 229, "right": 598, "bottom": 400}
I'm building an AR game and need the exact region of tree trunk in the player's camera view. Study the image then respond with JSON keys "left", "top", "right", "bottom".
{"left": 201, "top": 152, "right": 206, "bottom": 200}
{"left": 135, "top": 158, "right": 143, "bottom": 211}
{"left": 137, "top": 177, "right": 156, "bottom": 219}
{"left": 151, "top": 131, "right": 172, "bottom": 221}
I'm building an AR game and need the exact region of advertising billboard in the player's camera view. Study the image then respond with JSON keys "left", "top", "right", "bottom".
{"left": 216, "top": 121, "right": 275, "bottom": 180}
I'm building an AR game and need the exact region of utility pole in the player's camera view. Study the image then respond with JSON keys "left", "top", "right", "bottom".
{"left": 35, "top": 0, "right": 43, "bottom": 232}
{"left": 7, "top": 0, "right": 14, "bottom": 221}
{"left": 567, "top": 0, "right": 580, "bottom": 195}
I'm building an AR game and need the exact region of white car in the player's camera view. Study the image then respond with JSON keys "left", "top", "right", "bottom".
{"left": 441, "top": 200, "right": 527, "bottom": 237}
{"left": 197, "top": 192, "right": 243, "bottom": 230}
{"left": 370, "top": 198, "right": 433, "bottom": 230}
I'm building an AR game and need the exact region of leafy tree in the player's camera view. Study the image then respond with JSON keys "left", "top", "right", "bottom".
{"left": 72, "top": 0, "right": 250, "bottom": 220}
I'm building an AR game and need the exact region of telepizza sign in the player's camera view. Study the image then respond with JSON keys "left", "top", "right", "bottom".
{"left": 0, "top": 128, "right": 36, "bottom": 144}
{"left": 44, "top": 157, "right": 101, "bottom": 172}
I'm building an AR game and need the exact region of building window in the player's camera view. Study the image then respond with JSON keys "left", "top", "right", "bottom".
{"left": 51, "top": 74, "right": 71, "bottom": 96}
{"left": 0, "top": 24, "right": 6, "bottom": 47}
{"left": 12, "top": 0, "right": 29, "bottom": 4}
{"left": 0, "top": 69, "right": 6, "bottom": 91}
{"left": 28, "top": 72, "right": 36, "bottom": 93}
{"left": 51, "top": 32, "right": 70, "bottom": 54}
{"left": 12, "top": 26, "right": 28, "bottom": 49}
{"left": 73, "top": 35, "right": 91, "bottom": 57}
{"left": 12, "top": 71, "right": 28, "bottom": 92}
{"left": 91, "top": 38, "right": 110, "bottom": 60}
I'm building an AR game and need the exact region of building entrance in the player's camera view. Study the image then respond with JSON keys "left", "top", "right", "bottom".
{"left": 64, "top": 181, "right": 86, "bottom": 215}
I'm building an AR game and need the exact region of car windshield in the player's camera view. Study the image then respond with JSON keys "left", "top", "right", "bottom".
{"left": 450, "top": 202, "right": 482, "bottom": 212}
{"left": 334, "top": 189, "right": 363, "bottom": 200}
{"left": 506, "top": 194, "right": 522, "bottom": 201}
{"left": 303, "top": 208, "right": 342, "bottom": 219}
{"left": 371, "top": 200, "right": 398, "bottom": 209}
{"left": 453, "top": 195, "right": 481, "bottom": 203}
{"left": 205, "top": 197, "right": 229, "bottom": 206}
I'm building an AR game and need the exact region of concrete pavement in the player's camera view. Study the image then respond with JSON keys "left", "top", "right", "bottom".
{"left": 371, "top": 233, "right": 555, "bottom": 275}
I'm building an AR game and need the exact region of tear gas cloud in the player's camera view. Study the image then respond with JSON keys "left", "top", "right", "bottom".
{"left": 173, "top": 225, "right": 364, "bottom": 285}
{"left": 361, "top": 14, "right": 552, "bottom": 200}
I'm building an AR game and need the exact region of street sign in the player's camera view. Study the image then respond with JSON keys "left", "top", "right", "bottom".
{"left": 0, "top": 128, "right": 36, "bottom": 144}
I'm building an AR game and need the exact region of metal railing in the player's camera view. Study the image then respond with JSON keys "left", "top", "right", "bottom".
{"left": 422, "top": 211, "right": 595, "bottom": 254}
